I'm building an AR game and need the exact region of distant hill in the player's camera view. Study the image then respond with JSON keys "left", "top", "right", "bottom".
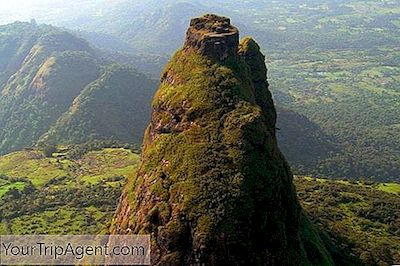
{"left": 66, "top": 0, "right": 213, "bottom": 55}
{"left": 75, "top": 30, "right": 168, "bottom": 77}
{"left": 0, "top": 22, "right": 157, "bottom": 155}
{"left": 39, "top": 64, "right": 157, "bottom": 145}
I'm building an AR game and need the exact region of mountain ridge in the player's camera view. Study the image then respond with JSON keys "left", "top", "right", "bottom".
{"left": 0, "top": 22, "right": 157, "bottom": 155}
{"left": 39, "top": 64, "right": 157, "bottom": 146}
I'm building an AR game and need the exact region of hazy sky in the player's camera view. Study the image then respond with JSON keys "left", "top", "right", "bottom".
{"left": 0, "top": 0, "right": 106, "bottom": 25}
{"left": 0, "top": 0, "right": 52, "bottom": 10}
{"left": 0, "top": 0, "right": 55, "bottom": 23}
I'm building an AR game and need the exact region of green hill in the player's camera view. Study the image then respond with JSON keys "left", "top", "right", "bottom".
{"left": 112, "top": 15, "right": 333, "bottom": 265}
{"left": 39, "top": 64, "right": 157, "bottom": 146}
{"left": 0, "top": 22, "right": 157, "bottom": 155}
{"left": 0, "top": 23, "right": 99, "bottom": 154}
{"left": 70, "top": 0, "right": 209, "bottom": 55}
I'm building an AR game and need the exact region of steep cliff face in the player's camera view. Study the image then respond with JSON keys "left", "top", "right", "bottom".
{"left": 113, "top": 14, "right": 333, "bottom": 265}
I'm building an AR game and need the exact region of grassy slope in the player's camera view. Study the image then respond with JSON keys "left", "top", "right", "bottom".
{"left": 0, "top": 182, "right": 26, "bottom": 197}
{"left": 378, "top": 183, "right": 400, "bottom": 194}
{"left": 0, "top": 151, "right": 72, "bottom": 186}
{"left": 0, "top": 148, "right": 139, "bottom": 188}
{"left": 79, "top": 148, "right": 140, "bottom": 184}
{"left": 39, "top": 64, "right": 157, "bottom": 146}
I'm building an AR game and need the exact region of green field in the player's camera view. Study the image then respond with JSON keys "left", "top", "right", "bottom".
{"left": 79, "top": 148, "right": 140, "bottom": 184}
{"left": 0, "top": 151, "right": 68, "bottom": 187}
{"left": 0, "top": 145, "right": 140, "bottom": 234}
{"left": 378, "top": 183, "right": 400, "bottom": 194}
{"left": 0, "top": 147, "right": 140, "bottom": 189}
{"left": 0, "top": 181, "right": 26, "bottom": 197}
{"left": 10, "top": 207, "right": 107, "bottom": 235}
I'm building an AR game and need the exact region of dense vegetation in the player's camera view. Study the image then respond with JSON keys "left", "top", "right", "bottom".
{"left": 295, "top": 176, "right": 400, "bottom": 265}
{"left": 39, "top": 64, "right": 157, "bottom": 146}
{"left": 0, "top": 143, "right": 140, "bottom": 234}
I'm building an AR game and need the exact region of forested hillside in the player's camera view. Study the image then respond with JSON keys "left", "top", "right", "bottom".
{"left": 39, "top": 64, "right": 157, "bottom": 145}
{"left": 276, "top": 107, "right": 340, "bottom": 173}
{"left": 296, "top": 176, "right": 400, "bottom": 265}
{"left": 0, "top": 22, "right": 157, "bottom": 155}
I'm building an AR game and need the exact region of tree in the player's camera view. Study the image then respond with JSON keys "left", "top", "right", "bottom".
{"left": 43, "top": 144, "right": 57, "bottom": 157}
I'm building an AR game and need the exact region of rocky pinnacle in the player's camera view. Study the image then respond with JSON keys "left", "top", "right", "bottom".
{"left": 111, "top": 14, "right": 333, "bottom": 266}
